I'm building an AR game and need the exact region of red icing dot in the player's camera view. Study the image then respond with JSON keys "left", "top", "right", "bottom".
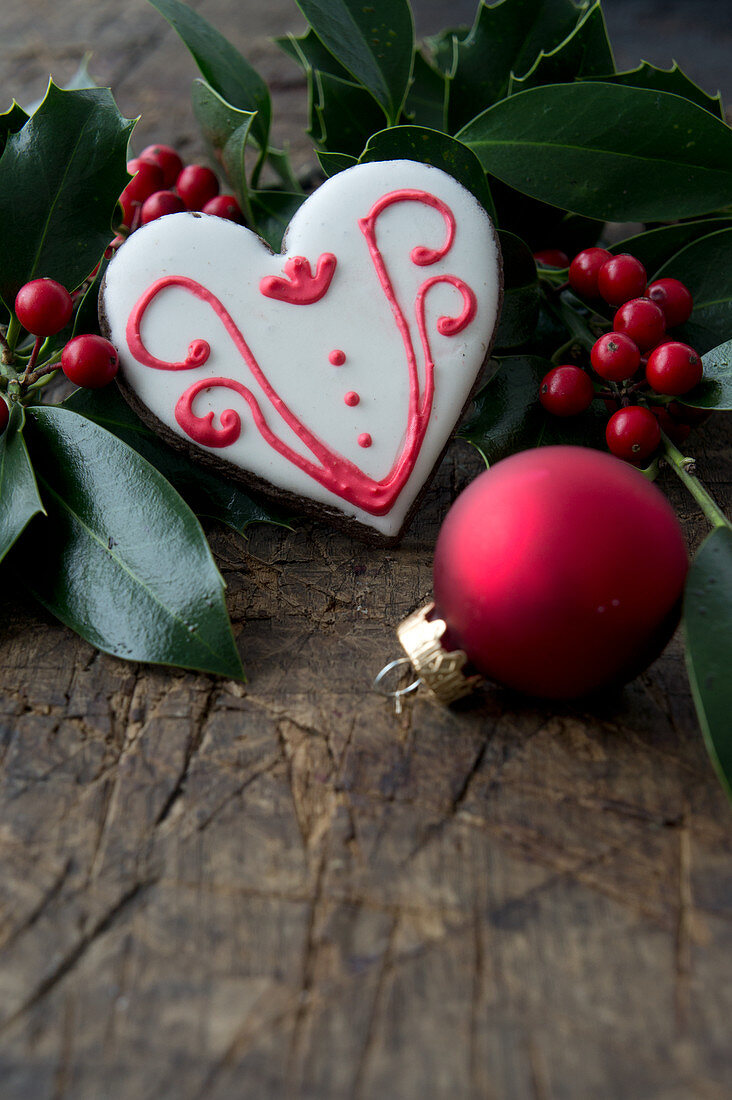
{"left": 358, "top": 433, "right": 372, "bottom": 448}
{"left": 329, "top": 349, "right": 346, "bottom": 366}
{"left": 344, "top": 391, "right": 360, "bottom": 407}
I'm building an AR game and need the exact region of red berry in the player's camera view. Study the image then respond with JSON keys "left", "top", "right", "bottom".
{"left": 590, "top": 332, "right": 641, "bottom": 382}
{"left": 533, "top": 249, "right": 569, "bottom": 268}
{"left": 539, "top": 365, "right": 594, "bottom": 416}
{"left": 140, "top": 190, "right": 186, "bottom": 225}
{"left": 597, "top": 254, "right": 647, "bottom": 306}
{"left": 605, "top": 405, "right": 661, "bottom": 465}
{"left": 613, "top": 297, "right": 666, "bottom": 352}
{"left": 645, "top": 341, "right": 703, "bottom": 396}
{"left": 431, "top": 446, "right": 688, "bottom": 698}
{"left": 647, "top": 278, "right": 693, "bottom": 328}
{"left": 176, "top": 164, "right": 219, "bottom": 211}
{"left": 118, "top": 160, "right": 166, "bottom": 228}
{"left": 202, "top": 194, "right": 243, "bottom": 223}
{"left": 61, "top": 334, "right": 119, "bottom": 389}
{"left": 0, "top": 397, "right": 8, "bottom": 435}
{"left": 15, "top": 278, "right": 73, "bottom": 337}
{"left": 139, "top": 144, "right": 184, "bottom": 189}
{"left": 568, "top": 247, "right": 611, "bottom": 298}
{"left": 650, "top": 407, "right": 691, "bottom": 447}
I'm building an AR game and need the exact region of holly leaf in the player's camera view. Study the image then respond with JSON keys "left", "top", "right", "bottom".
{"left": 494, "top": 232, "right": 540, "bottom": 349}
{"left": 459, "top": 354, "right": 607, "bottom": 464}
{"left": 317, "top": 151, "right": 357, "bottom": 177}
{"left": 0, "top": 83, "right": 134, "bottom": 308}
{"left": 588, "top": 62, "right": 724, "bottom": 120}
{"left": 359, "top": 126, "right": 496, "bottom": 222}
{"left": 675, "top": 338, "right": 732, "bottom": 411}
{"left": 448, "top": 0, "right": 580, "bottom": 131}
{"left": 0, "top": 101, "right": 28, "bottom": 157}
{"left": 21, "top": 406, "right": 244, "bottom": 680}
{"left": 294, "top": 0, "right": 414, "bottom": 124}
{"left": 250, "top": 190, "right": 306, "bottom": 252}
{"left": 684, "top": 526, "right": 732, "bottom": 799}
{"left": 145, "top": 0, "right": 270, "bottom": 149}
{"left": 403, "top": 51, "right": 449, "bottom": 131}
{"left": 609, "top": 218, "right": 732, "bottom": 276}
{"left": 63, "top": 385, "right": 290, "bottom": 533}
{"left": 191, "top": 79, "right": 255, "bottom": 220}
{"left": 276, "top": 29, "right": 351, "bottom": 81}
{"left": 654, "top": 228, "right": 732, "bottom": 355}
{"left": 508, "top": 2, "right": 614, "bottom": 94}
{"left": 314, "top": 71, "right": 388, "bottom": 157}
{"left": 0, "top": 405, "right": 45, "bottom": 565}
{"left": 459, "top": 83, "right": 732, "bottom": 222}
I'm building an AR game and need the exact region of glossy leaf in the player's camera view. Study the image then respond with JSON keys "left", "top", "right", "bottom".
{"left": 0, "top": 83, "right": 134, "bottom": 308}
{"left": 403, "top": 51, "right": 448, "bottom": 132}
{"left": 494, "top": 232, "right": 539, "bottom": 349}
{"left": 0, "top": 404, "right": 45, "bottom": 565}
{"left": 317, "top": 151, "right": 357, "bottom": 177}
{"left": 509, "top": 2, "right": 614, "bottom": 93}
{"left": 250, "top": 190, "right": 306, "bottom": 252}
{"left": 589, "top": 62, "right": 724, "bottom": 120}
{"left": 294, "top": 0, "right": 414, "bottom": 123}
{"left": 191, "top": 79, "right": 255, "bottom": 219}
{"left": 314, "top": 71, "right": 388, "bottom": 157}
{"left": 0, "top": 101, "right": 28, "bottom": 157}
{"left": 609, "top": 218, "right": 732, "bottom": 276}
{"left": 448, "top": 0, "right": 580, "bottom": 131}
{"left": 359, "top": 126, "right": 496, "bottom": 222}
{"left": 63, "top": 385, "right": 290, "bottom": 533}
{"left": 146, "top": 0, "right": 270, "bottom": 148}
{"left": 22, "top": 407, "right": 244, "bottom": 680}
{"left": 459, "top": 355, "right": 607, "bottom": 463}
{"left": 678, "top": 338, "right": 732, "bottom": 411}
{"left": 276, "top": 29, "right": 351, "bottom": 82}
{"left": 459, "top": 82, "right": 732, "bottom": 222}
{"left": 684, "top": 526, "right": 732, "bottom": 798}
{"left": 654, "top": 229, "right": 732, "bottom": 355}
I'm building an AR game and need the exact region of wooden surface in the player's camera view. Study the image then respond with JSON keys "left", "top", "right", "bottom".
{"left": 2, "top": 2, "right": 732, "bottom": 1097}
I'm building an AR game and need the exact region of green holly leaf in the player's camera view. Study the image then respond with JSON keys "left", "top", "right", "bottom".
{"left": 294, "top": 0, "right": 414, "bottom": 125}
{"left": 250, "top": 190, "right": 306, "bottom": 252}
{"left": 0, "top": 101, "right": 28, "bottom": 157}
{"left": 359, "top": 125, "right": 496, "bottom": 222}
{"left": 459, "top": 354, "right": 607, "bottom": 464}
{"left": 508, "top": 2, "right": 614, "bottom": 94}
{"left": 494, "top": 231, "right": 540, "bottom": 349}
{"left": 276, "top": 29, "right": 351, "bottom": 81}
{"left": 314, "top": 71, "right": 388, "bottom": 157}
{"left": 317, "top": 151, "right": 357, "bottom": 177}
{"left": 459, "top": 83, "right": 732, "bottom": 222}
{"left": 191, "top": 79, "right": 255, "bottom": 222}
{"left": 63, "top": 385, "right": 290, "bottom": 533}
{"left": 609, "top": 218, "right": 732, "bottom": 276}
{"left": 0, "top": 404, "right": 45, "bottom": 565}
{"left": 448, "top": 0, "right": 580, "bottom": 131}
{"left": 402, "top": 51, "right": 449, "bottom": 131}
{"left": 675, "top": 338, "right": 732, "bottom": 411}
{"left": 588, "top": 61, "right": 724, "bottom": 120}
{"left": 654, "top": 228, "right": 732, "bottom": 355}
{"left": 0, "top": 83, "right": 134, "bottom": 308}
{"left": 146, "top": 0, "right": 270, "bottom": 149}
{"left": 684, "top": 526, "right": 732, "bottom": 799}
{"left": 21, "top": 406, "right": 244, "bottom": 680}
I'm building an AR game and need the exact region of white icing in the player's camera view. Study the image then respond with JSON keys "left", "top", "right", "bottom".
{"left": 101, "top": 159, "right": 501, "bottom": 537}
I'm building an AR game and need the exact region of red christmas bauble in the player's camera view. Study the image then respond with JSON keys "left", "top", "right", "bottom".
{"left": 432, "top": 446, "right": 688, "bottom": 699}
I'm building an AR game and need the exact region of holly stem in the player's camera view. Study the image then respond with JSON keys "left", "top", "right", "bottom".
{"left": 25, "top": 358, "right": 61, "bottom": 386}
{"left": 661, "top": 432, "right": 731, "bottom": 531}
{"left": 20, "top": 336, "right": 43, "bottom": 383}
{"left": 3, "top": 315, "right": 20, "bottom": 360}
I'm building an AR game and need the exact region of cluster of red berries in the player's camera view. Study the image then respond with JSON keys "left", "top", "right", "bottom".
{"left": 118, "top": 143, "right": 243, "bottom": 232}
{"left": 538, "top": 247, "right": 703, "bottom": 465}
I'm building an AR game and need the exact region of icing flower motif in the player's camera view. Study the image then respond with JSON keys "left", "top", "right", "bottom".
{"left": 260, "top": 253, "right": 337, "bottom": 305}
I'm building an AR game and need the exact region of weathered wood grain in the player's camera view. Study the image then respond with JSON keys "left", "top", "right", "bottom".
{"left": 1, "top": 2, "right": 732, "bottom": 1098}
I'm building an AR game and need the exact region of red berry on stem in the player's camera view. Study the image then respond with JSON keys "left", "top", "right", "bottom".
{"left": 606, "top": 405, "right": 661, "bottom": 465}
{"left": 568, "top": 247, "right": 611, "bottom": 298}
{"left": 202, "top": 194, "right": 243, "bottom": 223}
{"left": 432, "top": 446, "right": 688, "bottom": 698}
{"left": 61, "top": 334, "right": 119, "bottom": 389}
{"left": 597, "top": 254, "right": 647, "bottom": 306}
{"left": 124, "top": 159, "right": 165, "bottom": 202}
{"left": 139, "top": 144, "right": 184, "bottom": 188}
{"left": 0, "top": 397, "right": 8, "bottom": 436}
{"left": 647, "top": 278, "right": 693, "bottom": 328}
{"left": 645, "top": 341, "right": 703, "bottom": 395}
{"left": 613, "top": 297, "right": 666, "bottom": 352}
{"left": 539, "top": 365, "right": 594, "bottom": 416}
{"left": 590, "top": 331, "right": 641, "bottom": 382}
{"left": 533, "top": 249, "right": 569, "bottom": 269}
{"left": 15, "top": 278, "right": 73, "bottom": 337}
{"left": 176, "top": 164, "right": 219, "bottom": 211}
{"left": 140, "top": 190, "right": 186, "bottom": 225}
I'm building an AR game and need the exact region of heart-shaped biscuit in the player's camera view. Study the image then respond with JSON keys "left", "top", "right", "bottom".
{"left": 100, "top": 159, "right": 502, "bottom": 541}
